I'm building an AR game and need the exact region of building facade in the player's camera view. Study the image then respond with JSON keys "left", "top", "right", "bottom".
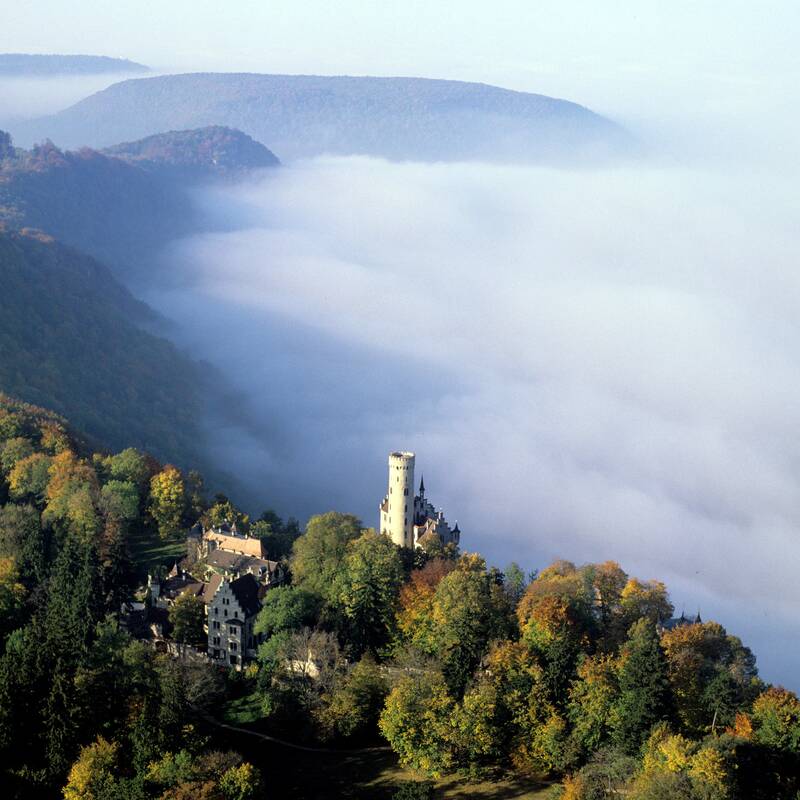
{"left": 207, "top": 573, "right": 262, "bottom": 670}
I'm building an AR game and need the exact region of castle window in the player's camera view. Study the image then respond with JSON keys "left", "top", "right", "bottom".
{"left": 404, "top": 488, "right": 408, "bottom": 496}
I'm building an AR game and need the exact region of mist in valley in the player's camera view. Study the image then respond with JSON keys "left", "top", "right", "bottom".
{"left": 2, "top": 10, "right": 799, "bottom": 688}
{"left": 140, "top": 129, "right": 800, "bottom": 686}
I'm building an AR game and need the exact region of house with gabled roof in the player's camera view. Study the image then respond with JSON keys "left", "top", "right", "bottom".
{"left": 207, "top": 573, "right": 264, "bottom": 670}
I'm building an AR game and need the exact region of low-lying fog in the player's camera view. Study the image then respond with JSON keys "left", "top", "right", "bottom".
{"left": 0, "top": 72, "right": 149, "bottom": 128}
{"left": 144, "top": 151, "right": 800, "bottom": 687}
{"left": 2, "top": 67, "right": 798, "bottom": 688}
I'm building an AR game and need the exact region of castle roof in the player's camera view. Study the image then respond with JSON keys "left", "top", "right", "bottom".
{"left": 230, "top": 574, "right": 261, "bottom": 617}
{"left": 205, "top": 529, "right": 266, "bottom": 558}
{"left": 205, "top": 549, "right": 278, "bottom": 577}
{"left": 201, "top": 573, "right": 223, "bottom": 604}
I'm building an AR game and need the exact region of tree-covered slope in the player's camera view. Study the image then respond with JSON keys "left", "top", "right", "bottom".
{"left": 0, "top": 127, "right": 277, "bottom": 275}
{"left": 0, "top": 228, "right": 202, "bottom": 462}
{"left": 102, "top": 124, "right": 280, "bottom": 179}
{"left": 11, "top": 72, "right": 631, "bottom": 162}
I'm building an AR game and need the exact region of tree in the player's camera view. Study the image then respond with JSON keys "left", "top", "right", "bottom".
{"left": 99, "top": 480, "right": 140, "bottom": 523}
{"left": 102, "top": 447, "right": 150, "bottom": 489}
{"left": 254, "top": 585, "right": 320, "bottom": 639}
{"left": 43, "top": 450, "right": 100, "bottom": 540}
{"left": 251, "top": 509, "right": 301, "bottom": 560}
{"left": 503, "top": 561, "right": 529, "bottom": 608}
{"left": 205, "top": 498, "right": 249, "bottom": 531}
{"left": 568, "top": 654, "right": 619, "bottom": 756}
{"left": 318, "top": 655, "right": 388, "bottom": 741}
{"left": 396, "top": 558, "right": 455, "bottom": 645}
{"left": 63, "top": 736, "right": 119, "bottom": 800}
{"left": 0, "top": 436, "right": 33, "bottom": 475}
{"left": 661, "top": 621, "right": 760, "bottom": 735}
{"left": 0, "top": 557, "right": 25, "bottom": 636}
{"left": 610, "top": 619, "right": 672, "bottom": 753}
{"left": 335, "top": 529, "right": 404, "bottom": 657}
{"left": 8, "top": 452, "right": 51, "bottom": 502}
{"left": 380, "top": 671, "right": 457, "bottom": 777}
{"left": 750, "top": 687, "right": 800, "bottom": 753}
{"left": 0, "top": 502, "right": 45, "bottom": 586}
{"left": 219, "top": 762, "right": 262, "bottom": 800}
{"left": 169, "top": 593, "right": 207, "bottom": 651}
{"left": 619, "top": 578, "right": 673, "bottom": 629}
{"left": 415, "top": 555, "right": 515, "bottom": 698}
{"left": 149, "top": 465, "right": 186, "bottom": 539}
{"left": 291, "top": 512, "right": 362, "bottom": 601}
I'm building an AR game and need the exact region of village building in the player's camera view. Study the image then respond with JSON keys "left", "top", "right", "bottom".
{"left": 379, "top": 451, "right": 461, "bottom": 549}
{"left": 186, "top": 522, "right": 285, "bottom": 586}
{"left": 207, "top": 573, "right": 263, "bottom": 670}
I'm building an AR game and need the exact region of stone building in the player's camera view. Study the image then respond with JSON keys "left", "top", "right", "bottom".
{"left": 186, "top": 523, "right": 285, "bottom": 586}
{"left": 379, "top": 451, "right": 461, "bottom": 549}
{"left": 207, "top": 573, "right": 263, "bottom": 670}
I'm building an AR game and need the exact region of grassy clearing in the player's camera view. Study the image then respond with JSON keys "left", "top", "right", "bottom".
{"left": 211, "top": 713, "right": 553, "bottom": 799}
{"left": 128, "top": 527, "right": 185, "bottom": 579}
{"left": 222, "top": 691, "right": 265, "bottom": 726}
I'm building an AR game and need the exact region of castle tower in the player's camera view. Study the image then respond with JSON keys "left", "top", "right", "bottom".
{"left": 380, "top": 451, "right": 415, "bottom": 548}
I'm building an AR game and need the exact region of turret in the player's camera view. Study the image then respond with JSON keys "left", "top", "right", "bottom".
{"left": 380, "top": 451, "right": 415, "bottom": 548}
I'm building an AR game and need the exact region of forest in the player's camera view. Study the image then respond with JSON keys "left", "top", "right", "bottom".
{"left": 0, "top": 391, "right": 798, "bottom": 800}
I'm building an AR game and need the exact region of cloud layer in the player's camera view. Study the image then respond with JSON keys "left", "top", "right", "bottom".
{"left": 143, "top": 155, "right": 800, "bottom": 687}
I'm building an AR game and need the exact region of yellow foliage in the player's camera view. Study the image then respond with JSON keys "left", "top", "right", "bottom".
{"left": 689, "top": 746, "right": 729, "bottom": 794}
{"left": 561, "top": 774, "right": 585, "bottom": 800}
{"left": 727, "top": 712, "right": 753, "bottom": 739}
{"left": 641, "top": 726, "right": 692, "bottom": 774}
{"left": 0, "top": 556, "right": 25, "bottom": 612}
{"left": 63, "top": 736, "right": 118, "bottom": 800}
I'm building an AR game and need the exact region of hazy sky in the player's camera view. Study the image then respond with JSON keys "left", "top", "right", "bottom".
{"left": 3, "top": 2, "right": 799, "bottom": 121}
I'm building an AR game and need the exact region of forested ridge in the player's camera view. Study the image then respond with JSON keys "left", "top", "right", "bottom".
{"left": 0, "top": 126, "right": 276, "bottom": 471}
{"left": 0, "top": 228, "right": 203, "bottom": 464}
{"left": 0, "top": 393, "right": 797, "bottom": 800}
{"left": 0, "top": 127, "right": 276, "bottom": 274}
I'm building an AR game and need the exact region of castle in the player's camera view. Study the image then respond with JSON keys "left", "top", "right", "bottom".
{"left": 379, "top": 451, "right": 460, "bottom": 549}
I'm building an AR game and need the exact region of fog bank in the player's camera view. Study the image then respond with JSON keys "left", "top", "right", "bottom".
{"left": 143, "top": 153, "right": 800, "bottom": 687}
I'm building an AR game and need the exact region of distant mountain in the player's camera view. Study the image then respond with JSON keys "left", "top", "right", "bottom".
{"left": 0, "top": 227, "right": 202, "bottom": 461}
{"left": 0, "top": 126, "right": 277, "bottom": 275}
{"left": 11, "top": 72, "right": 631, "bottom": 162}
{"left": 0, "top": 53, "right": 148, "bottom": 75}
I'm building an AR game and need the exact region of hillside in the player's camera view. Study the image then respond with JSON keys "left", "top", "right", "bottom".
{"left": 11, "top": 72, "right": 631, "bottom": 162}
{"left": 0, "top": 228, "right": 203, "bottom": 461}
{"left": 102, "top": 124, "right": 280, "bottom": 179}
{"left": 0, "top": 126, "right": 277, "bottom": 274}
{"left": 0, "top": 53, "right": 148, "bottom": 75}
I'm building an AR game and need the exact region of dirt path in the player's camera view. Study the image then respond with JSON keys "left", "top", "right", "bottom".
{"left": 206, "top": 716, "right": 392, "bottom": 755}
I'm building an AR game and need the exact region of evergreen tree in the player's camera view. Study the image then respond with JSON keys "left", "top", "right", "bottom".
{"left": 611, "top": 619, "right": 672, "bottom": 753}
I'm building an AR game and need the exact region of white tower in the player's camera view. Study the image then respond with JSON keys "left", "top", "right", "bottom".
{"left": 380, "top": 451, "right": 415, "bottom": 548}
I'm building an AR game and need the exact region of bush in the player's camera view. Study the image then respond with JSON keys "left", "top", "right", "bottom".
{"left": 392, "top": 780, "right": 435, "bottom": 800}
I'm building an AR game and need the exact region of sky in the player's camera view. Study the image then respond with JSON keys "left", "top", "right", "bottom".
{"left": 3, "top": 3, "right": 800, "bottom": 685}
{"left": 2, "top": 2, "right": 799, "bottom": 121}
